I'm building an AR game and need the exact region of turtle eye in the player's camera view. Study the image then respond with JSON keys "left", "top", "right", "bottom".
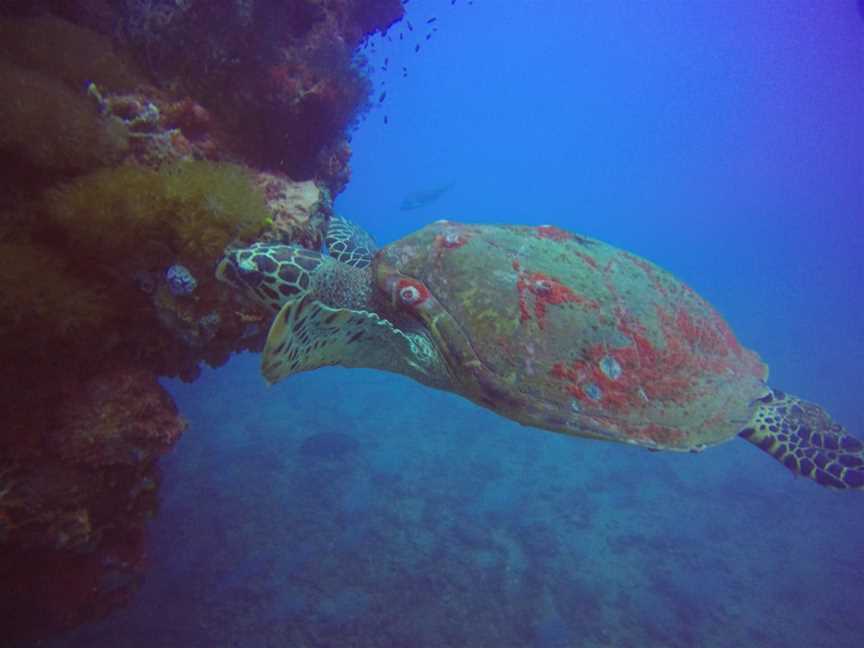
{"left": 399, "top": 285, "right": 422, "bottom": 304}
{"left": 394, "top": 278, "right": 430, "bottom": 307}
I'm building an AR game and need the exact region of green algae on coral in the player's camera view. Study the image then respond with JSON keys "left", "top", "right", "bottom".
{"left": 159, "top": 161, "right": 273, "bottom": 262}
{"left": 43, "top": 161, "right": 272, "bottom": 278}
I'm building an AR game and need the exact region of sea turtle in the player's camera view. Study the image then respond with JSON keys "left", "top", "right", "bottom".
{"left": 216, "top": 217, "right": 864, "bottom": 490}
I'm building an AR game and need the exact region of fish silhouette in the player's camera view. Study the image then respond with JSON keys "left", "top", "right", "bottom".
{"left": 399, "top": 183, "right": 453, "bottom": 211}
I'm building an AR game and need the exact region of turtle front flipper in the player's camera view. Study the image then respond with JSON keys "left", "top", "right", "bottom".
{"left": 326, "top": 215, "right": 377, "bottom": 269}
{"left": 262, "top": 295, "right": 450, "bottom": 389}
{"left": 739, "top": 389, "right": 864, "bottom": 489}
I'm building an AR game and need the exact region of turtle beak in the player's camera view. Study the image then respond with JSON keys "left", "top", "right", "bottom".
{"left": 215, "top": 253, "right": 240, "bottom": 288}
{"left": 216, "top": 249, "right": 264, "bottom": 292}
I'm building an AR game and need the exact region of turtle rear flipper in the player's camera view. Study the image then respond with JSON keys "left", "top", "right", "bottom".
{"left": 262, "top": 295, "right": 449, "bottom": 388}
{"left": 326, "top": 215, "right": 377, "bottom": 269}
{"left": 739, "top": 389, "right": 864, "bottom": 489}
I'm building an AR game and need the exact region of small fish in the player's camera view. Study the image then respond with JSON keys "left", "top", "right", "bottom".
{"left": 400, "top": 183, "right": 454, "bottom": 211}
{"left": 427, "top": 17, "right": 437, "bottom": 24}
{"left": 384, "top": 57, "right": 389, "bottom": 67}
{"left": 399, "top": 33, "right": 403, "bottom": 40}
{"left": 426, "top": 33, "right": 431, "bottom": 40}
{"left": 384, "top": 115, "right": 389, "bottom": 124}
{"left": 415, "top": 44, "right": 420, "bottom": 53}
{"left": 407, "top": 21, "right": 414, "bottom": 31}
{"left": 378, "top": 91, "right": 386, "bottom": 103}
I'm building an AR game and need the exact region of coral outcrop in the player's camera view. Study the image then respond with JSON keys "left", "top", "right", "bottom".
{"left": 114, "top": 0, "right": 403, "bottom": 191}
{"left": 1, "top": 367, "right": 181, "bottom": 639}
{"left": 0, "top": 1, "right": 402, "bottom": 640}
{"left": 257, "top": 172, "right": 333, "bottom": 250}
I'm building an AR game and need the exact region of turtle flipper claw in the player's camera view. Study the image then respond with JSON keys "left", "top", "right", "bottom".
{"left": 739, "top": 389, "right": 864, "bottom": 489}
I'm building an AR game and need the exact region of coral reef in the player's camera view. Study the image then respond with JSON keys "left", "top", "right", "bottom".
{"left": 115, "top": 0, "right": 404, "bottom": 190}
{"left": 47, "top": 367, "right": 186, "bottom": 469}
{"left": 257, "top": 171, "right": 334, "bottom": 249}
{"left": 0, "top": 367, "right": 181, "bottom": 639}
{"left": 90, "top": 85, "right": 230, "bottom": 167}
{"left": 0, "top": 1, "right": 403, "bottom": 640}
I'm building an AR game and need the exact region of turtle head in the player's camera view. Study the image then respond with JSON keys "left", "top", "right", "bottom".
{"left": 216, "top": 242, "right": 318, "bottom": 313}
{"left": 216, "top": 241, "right": 374, "bottom": 314}
{"left": 215, "top": 240, "right": 452, "bottom": 390}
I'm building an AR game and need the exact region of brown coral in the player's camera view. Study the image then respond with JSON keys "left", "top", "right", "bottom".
{"left": 47, "top": 367, "right": 186, "bottom": 468}
{"left": 0, "top": 241, "right": 116, "bottom": 347}
{"left": 0, "top": 14, "right": 142, "bottom": 93}
{"left": 256, "top": 172, "right": 333, "bottom": 249}
{"left": 0, "top": 60, "right": 129, "bottom": 174}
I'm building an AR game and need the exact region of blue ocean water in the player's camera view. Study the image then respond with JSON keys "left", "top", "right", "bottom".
{"left": 50, "top": 2, "right": 862, "bottom": 647}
